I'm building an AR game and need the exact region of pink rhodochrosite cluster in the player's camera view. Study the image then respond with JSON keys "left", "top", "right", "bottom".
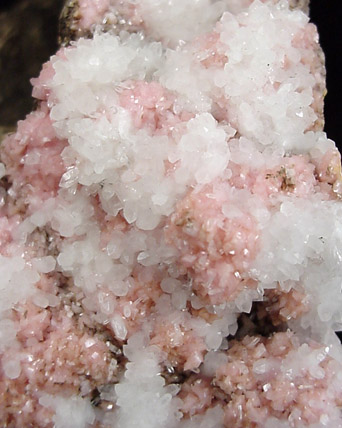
{"left": 1, "top": 0, "right": 342, "bottom": 427}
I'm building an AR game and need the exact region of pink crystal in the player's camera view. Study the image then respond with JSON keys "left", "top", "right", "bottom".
{"left": 1, "top": 1, "right": 342, "bottom": 427}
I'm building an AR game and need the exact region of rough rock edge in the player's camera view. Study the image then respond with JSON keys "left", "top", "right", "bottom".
{"left": 289, "top": 0, "right": 309, "bottom": 14}
{"left": 58, "top": 0, "right": 88, "bottom": 46}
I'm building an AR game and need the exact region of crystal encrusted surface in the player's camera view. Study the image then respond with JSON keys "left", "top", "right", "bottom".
{"left": 1, "top": 1, "right": 342, "bottom": 427}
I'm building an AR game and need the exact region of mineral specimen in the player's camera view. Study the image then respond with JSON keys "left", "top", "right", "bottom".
{"left": 1, "top": 1, "right": 342, "bottom": 427}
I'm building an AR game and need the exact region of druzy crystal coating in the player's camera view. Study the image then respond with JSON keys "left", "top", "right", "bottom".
{"left": 1, "top": 1, "right": 342, "bottom": 427}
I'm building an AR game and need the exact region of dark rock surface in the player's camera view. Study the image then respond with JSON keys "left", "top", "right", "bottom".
{"left": 58, "top": 0, "right": 86, "bottom": 46}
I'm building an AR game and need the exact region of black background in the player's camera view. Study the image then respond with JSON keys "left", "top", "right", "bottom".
{"left": 310, "top": 1, "right": 342, "bottom": 149}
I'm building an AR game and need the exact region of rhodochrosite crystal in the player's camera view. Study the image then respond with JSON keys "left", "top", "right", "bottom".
{"left": 1, "top": 0, "right": 342, "bottom": 427}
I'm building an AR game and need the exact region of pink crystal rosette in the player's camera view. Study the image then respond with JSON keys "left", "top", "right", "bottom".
{"left": 1, "top": 1, "right": 342, "bottom": 427}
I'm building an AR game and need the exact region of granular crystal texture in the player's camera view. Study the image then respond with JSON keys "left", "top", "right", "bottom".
{"left": 1, "top": 1, "right": 342, "bottom": 427}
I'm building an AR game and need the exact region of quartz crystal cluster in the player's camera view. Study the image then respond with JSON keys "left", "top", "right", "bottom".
{"left": 1, "top": 0, "right": 342, "bottom": 427}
